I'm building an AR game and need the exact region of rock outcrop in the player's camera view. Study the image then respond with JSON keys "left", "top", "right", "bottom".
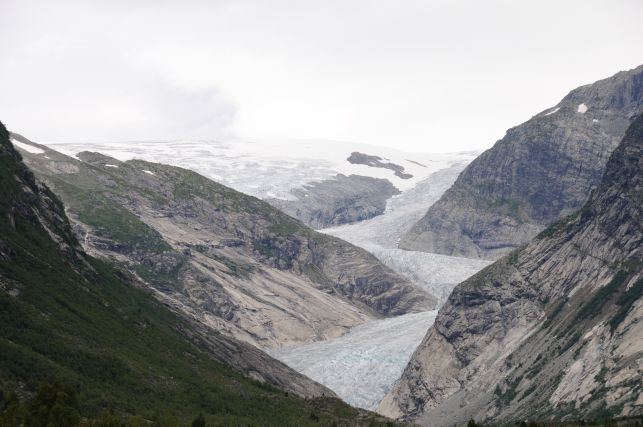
{"left": 400, "top": 65, "right": 643, "bottom": 260}
{"left": 267, "top": 174, "right": 400, "bottom": 229}
{"left": 379, "top": 114, "right": 643, "bottom": 424}
{"left": 12, "top": 134, "right": 435, "bottom": 350}
{"left": 348, "top": 152, "right": 413, "bottom": 179}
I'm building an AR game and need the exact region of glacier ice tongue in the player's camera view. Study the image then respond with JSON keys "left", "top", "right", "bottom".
{"left": 270, "top": 310, "right": 439, "bottom": 410}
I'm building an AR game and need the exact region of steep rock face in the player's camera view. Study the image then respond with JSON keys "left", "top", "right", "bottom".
{"left": 401, "top": 65, "right": 643, "bottom": 260}
{"left": 0, "top": 128, "right": 84, "bottom": 265}
{"left": 12, "top": 135, "right": 435, "bottom": 350}
{"left": 267, "top": 174, "right": 400, "bottom": 229}
{"left": 379, "top": 114, "right": 643, "bottom": 425}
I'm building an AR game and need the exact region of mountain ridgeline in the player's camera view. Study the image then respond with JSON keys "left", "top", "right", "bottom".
{"left": 379, "top": 114, "right": 643, "bottom": 425}
{"left": 3, "top": 63, "right": 642, "bottom": 426}
{"left": 401, "top": 64, "right": 643, "bottom": 260}
{"left": 0, "top": 120, "right": 405, "bottom": 426}
{"left": 11, "top": 132, "right": 435, "bottom": 351}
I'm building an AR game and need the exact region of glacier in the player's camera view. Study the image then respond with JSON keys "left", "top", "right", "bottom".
{"left": 270, "top": 310, "right": 439, "bottom": 410}
{"left": 356, "top": 245, "right": 490, "bottom": 303}
{"left": 271, "top": 163, "right": 490, "bottom": 410}
{"left": 323, "top": 163, "right": 490, "bottom": 302}
{"left": 46, "top": 137, "right": 489, "bottom": 410}
{"left": 323, "top": 162, "right": 471, "bottom": 249}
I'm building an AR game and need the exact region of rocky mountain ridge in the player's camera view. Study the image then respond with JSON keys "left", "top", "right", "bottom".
{"left": 45, "top": 138, "right": 477, "bottom": 232}
{"left": 1, "top": 122, "right": 333, "bottom": 399}
{"left": 400, "top": 64, "right": 643, "bottom": 260}
{"left": 267, "top": 173, "right": 400, "bottom": 229}
{"left": 379, "top": 114, "right": 643, "bottom": 425}
{"left": 0, "top": 119, "right": 412, "bottom": 426}
{"left": 12, "top": 133, "right": 435, "bottom": 350}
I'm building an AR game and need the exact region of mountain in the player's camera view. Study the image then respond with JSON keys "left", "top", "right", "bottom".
{"left": 263, "top": 152, "right": 491, "bottom": 409}
{"left": 379, "top": 114, "right": 643, "bottom": 425}
{"left": 267, "top": 173, "right": 400, "bottom": 229}
{"left": 0, "top": 120, "right": 404, "bottom": 426}
{"left": 45, "top": 138, "right": 476, "bottom": 228}
{"left": 400, "top": 65, "right": 643, "bottom": 260}
{"left": 10, "top": 133, "right": 435, "bottom": 350}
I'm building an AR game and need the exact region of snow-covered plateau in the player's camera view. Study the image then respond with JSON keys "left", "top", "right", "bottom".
{"left": 47, "top": 138, "right": 477, "bottom": 198}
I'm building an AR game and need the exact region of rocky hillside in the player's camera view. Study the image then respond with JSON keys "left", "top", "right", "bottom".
{"left": 11, "top": 133, "right": 435, "bottom": 350}
{"left": 379, "top": 114, "right": 643, "bottom": 425}
{"left": 267, "top": 174, "right": 400, "bottom": 229}
{"left": 347, "top": 152, "right": 413, "bottom": 179}
{"left": 0, "top": 120, "right": 410, "bottom": 426}
{"left": 400, "top": 65, "right": 643, "bottom": 260}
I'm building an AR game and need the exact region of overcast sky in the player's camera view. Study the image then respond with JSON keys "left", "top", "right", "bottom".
{"left": 1, "top": 0, "right": 642, "bottom": 152}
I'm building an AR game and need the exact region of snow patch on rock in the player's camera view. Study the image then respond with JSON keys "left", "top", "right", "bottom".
{"left": 578, "top": 103, "right": 588, "bottom": 114}
{"left": 11, "top": 138, "right": 45, "bottom": 154}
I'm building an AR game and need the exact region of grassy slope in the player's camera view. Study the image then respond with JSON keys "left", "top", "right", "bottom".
{"left": 0, "top": 124, "right": 398, "bottom": 426}
{"left": 32, "top": 152, "right": 330, "bottom": 276}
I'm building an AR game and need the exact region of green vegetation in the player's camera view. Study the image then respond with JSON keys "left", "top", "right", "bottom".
{"left": 206, "top": 254, "right": 254, "bottom": 279}
{"left": 537, "top": 218, "right": 570, "bottom": 239}
{"left": 484, "top": 197, "right": 525, "bottom": 221}
{"left": 130, "top": 160, "right": 311, "bottom": 239}
{"left": 537, "top": 203, "right": 593, "bottom": 240}
{"left": 0, "top": 382, "right": 402, "bottom": 427}
{"left": 160, "top": 163, "right": 259, "bottom": 214}
{"left": 574, "top": 271, "right": 628, "bottom": 323}
{"left": 514, "top": 420, "right": 642, "bottom": 427}
{"left": 252, "top": 238, "right": 279, "bottom": 259}
{"left": 525, "top": 354, "right": 546, "bottom": 380}
{"left": 46, "top": 179, "right": 171, "bottom": 255}
{"left": 609, "top": 276, "right": 643, "bottom": 331}
{"left": 543, "top": 299, "right": 567, "bottom": 330}
{"left": 132, "top": 259, "right": 186, "bottom": 291}
{"left": 496, "top": 375, "right": 523, "bottom": 407}
{"left": 507, "top": 251, "right": 520, "bottom": 265}
{"left": 0, "top": 122, "right": 400, "bottom": 426}
{"left": 268, "top": 221, "right": 306, "bottom": 236}
{"left": 558, "top": 331, "right": 582, "bottom": 356}
{"left": 78, "top": 195, "right": 170, "bottom": 254}
{"left": 27, "top": 146, "right": 342, "bottom": 291}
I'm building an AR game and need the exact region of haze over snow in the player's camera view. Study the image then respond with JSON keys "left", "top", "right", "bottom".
{"left": 1, "top": 0, "right": 642, "bottom": 152}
